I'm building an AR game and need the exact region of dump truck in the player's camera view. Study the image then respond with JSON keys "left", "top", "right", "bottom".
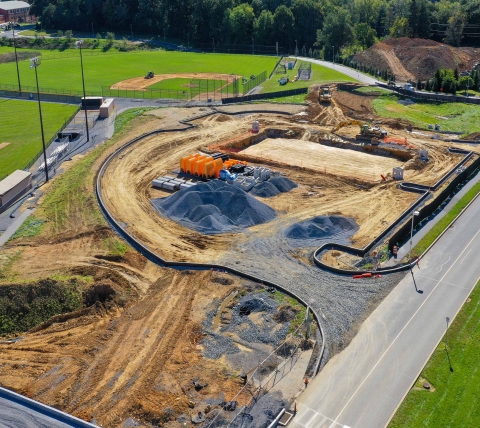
{"left": 145, "top": 71, "right": 154, "bottom": 79}
{"left": 318, "top": 87, "right": 332, "bottom": 103}
{"left": 356, "top": 124, "right": 387, "bottom": 144}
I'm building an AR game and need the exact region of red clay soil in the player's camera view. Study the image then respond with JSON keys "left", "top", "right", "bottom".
{"left": 354, "top": 38, "right": 480, "bottom": 81}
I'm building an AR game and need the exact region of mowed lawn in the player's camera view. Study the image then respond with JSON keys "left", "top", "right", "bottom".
{"left": 0, "top": 50, "right": 278, "bottom": 94}
{"left": 373, "top": 94, "right": 480, "bottom": 134}
{"left": 260, "top": 60, "right": 356, "bottom": 93}
{"left": 389, "top": 280, "right": 480, "bottom": 428}
{"left": 147, "top": 77, "right": 227, "bottom": 91}
{"left": 0, "top": 99, "right": 78, "bottom": 179}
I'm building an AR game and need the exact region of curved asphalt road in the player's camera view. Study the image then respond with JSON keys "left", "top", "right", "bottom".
{"left": 290, "top": 189, "right": 480, "bottom": 428}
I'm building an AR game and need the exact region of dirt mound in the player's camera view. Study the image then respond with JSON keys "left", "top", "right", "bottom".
{"left": 285, "top": 215, "right": 358, "bottom": 240}
{"left": 152, "top": 180, "right": 276, "bottom": 234}
{"left": 250, "top": 177, "right": 297, "bottom": 198}
{"left": 304, "top": 86, "right": 347, "bottom": 125}
{"left": 334, "top": 90, "right": 375, "bottom": 118}
{"left": 354, "top": 38, "right": 480, "bottom": 81}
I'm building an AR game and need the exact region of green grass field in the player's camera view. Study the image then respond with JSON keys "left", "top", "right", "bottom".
{"left": 0, "top": 50, "right": 278, "bottom": 95}
{"left": 389, "top": 278, "right": 480, "bottom": 427}
{"left": 373, "top": 94, "right": 480, "bottom": 134}
{"left": 0, "top": 99, "right": 78, "bottom": 180}
{"left": 260, "top": 61, "right": 356, "bottom": 93}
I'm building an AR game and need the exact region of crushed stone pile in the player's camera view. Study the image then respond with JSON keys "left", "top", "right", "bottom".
{"left": 286, "top": 215, "right": 358, "bottom": 240}
{"left": 152, "top": 180, "right": 276, "bottom": 234}
{"left": 250, "top": 176, "right": 297, "bottom": 198}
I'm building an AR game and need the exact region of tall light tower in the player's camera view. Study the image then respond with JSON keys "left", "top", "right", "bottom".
{"left": 12, "top": 25, "right": 21, "bottom": 93}
{"left": 75, "top": 40, "right": 90, "bottom": 142}
{"left": 30, "top": 57, "right": 48, "bottom": 182}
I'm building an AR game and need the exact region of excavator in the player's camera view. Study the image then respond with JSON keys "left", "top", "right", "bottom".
{"left": 331, "top": 120, "right": 387, "bottom": 145}
{"left": 318, "top": 87, "right": 332, "bottom": 103}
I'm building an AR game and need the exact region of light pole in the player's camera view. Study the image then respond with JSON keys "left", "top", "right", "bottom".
{"left": 252, "top": 37, "right": 254, "bottom": 55}
{"left": 12, "top": 25, "right": 21, "bottom": 93}
{"left": 445, "top": 316, "right": 450, "bottom": 349}
{"left": 295, "top": 39, "right": 298, "bottom": 56}
{"left": 30, "top": 57, "right": 48, "bottom": 182}
{"left": 332, "top": 46, "right": 335, "bottom": 65}
{"left": 75, "top": 40, "right": 90, "bottom": 142}
{"left": 212, "top": 38, "right": 215, "bottom": 53}
{"left": 163, "top": 28, "right": 166, "bottom": 42}
{"left": 409, "top": 210, "right": 420, "bottom": 263}
{"left": 130, "top": 24, "right": 133, "bottom": 38}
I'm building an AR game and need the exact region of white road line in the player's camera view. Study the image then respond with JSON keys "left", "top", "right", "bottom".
{"left": 415, "top": 275, "right": 471, "bottom": 290}
{"left": 299, "top": 403, "right": 338, "bottom": 425}
{"left": 328, "top": 226, "right": 480, "bottom": 428}
{"left": 461, "top": 249, "right": 472, "bottom": 264}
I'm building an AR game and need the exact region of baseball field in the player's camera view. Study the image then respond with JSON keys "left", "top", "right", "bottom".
{"left": 0, "top": 49, "right": 355, "bottom": 97}
{"left": 0, "top": 98, "right": 78, "bottom": 180}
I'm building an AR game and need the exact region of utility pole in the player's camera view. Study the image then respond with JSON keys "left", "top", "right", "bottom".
{"left": 13, "top": 26, "right": 21, "bottom": 93}
{"left": 30, "top": 57, "right": 48, "bottom": 182}
{"left": 76, "top": 40, "right": 90, "bottom": 142}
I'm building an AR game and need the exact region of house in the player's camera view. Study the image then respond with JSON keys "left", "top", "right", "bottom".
{"left": 0, "top": 1, "right": 31, "bottom": 23}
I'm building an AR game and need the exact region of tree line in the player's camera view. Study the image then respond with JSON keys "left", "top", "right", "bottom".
{"left": 30, "top": 0, "right": 480, "bottom": 57}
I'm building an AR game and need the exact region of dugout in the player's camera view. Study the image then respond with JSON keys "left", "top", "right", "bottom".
{"left": 81, "top": 96, "right": 104, "bottom": 109}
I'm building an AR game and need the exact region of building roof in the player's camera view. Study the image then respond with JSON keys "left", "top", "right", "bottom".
{"left": 0, "top": 170, "right": 31, "bottom": 197}
{"left": 0, "top": 2, "right": 31, "bottom": 11}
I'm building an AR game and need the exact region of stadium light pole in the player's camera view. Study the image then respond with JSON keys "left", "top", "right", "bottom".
{"left": 409, "top": 210, "right": 420, "bottom": 264}
{"left": 332, "top": 46, "right": 335, "bottom": 65}
{"left": 12, "top": 25, "right": 22, "bottom": 93}
{"left": 212, "top": 38, "right": 215, "bottom": 53}
{"left": 30, "top": 57, "right": 48, "bottom": 182}
{"left": 75, "top": 40, "right": 90, "bottom": 142}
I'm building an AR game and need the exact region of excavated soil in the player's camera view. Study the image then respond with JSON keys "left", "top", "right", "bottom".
{"left": 354, "top": 38, "right": 480, "bottom": 81}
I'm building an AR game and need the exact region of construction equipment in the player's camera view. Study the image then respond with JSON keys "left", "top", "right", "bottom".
{"left": 145, "top": 71, "right": 154, "bottom": 79}
{"left": 356, "top": 124, "right": 388, "bottom": 142}
{"left": 318, "top": 87, "right": 331, "bottom": 103}
{"left": 331, "top": 120, "right": 364, "bottom": 133}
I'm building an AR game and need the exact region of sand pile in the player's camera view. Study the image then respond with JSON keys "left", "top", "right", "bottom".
{"left": 286, "top": 215, "right": 358, "bottom": 240}
{"left": 152, "top": 180, "right": 276, "bottom": 234}
{"left": 250, "top": 177, "right": 297, "bottom": 198}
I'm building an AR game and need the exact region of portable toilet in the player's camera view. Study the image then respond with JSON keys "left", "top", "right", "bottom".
{"left": 393, "top": 167, "right": 404, "bottom": 180}
{"left": 287, "top": 62, "right": 294, "bottom": 70}
{"left": 252, "top": 121, "right": 260, "bottom": 133}
{"left": 434, "top": 124, "right": 440, "bottom": 131}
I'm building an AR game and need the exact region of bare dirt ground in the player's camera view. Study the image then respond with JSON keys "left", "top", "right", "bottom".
{"left": 354, "top": 38, "right": 480, "bottom": 81}
{"left": 242, "top": 138, "right": 401, "bottom": 182}
{"left": 110, "top": 73, "right": 242, "bottom": 90}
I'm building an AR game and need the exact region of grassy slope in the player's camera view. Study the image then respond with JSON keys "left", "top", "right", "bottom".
{"left": 0, "top": 50, "right": 278, "bottom": 93}
{"left": 260, "top": 61, "right": 356, "bottom": 94}
{"left": 373, "top": 94, "right": 480, "bottom": 134}
{"left": 389, "top": 279, "right": 480, "bottom": 427}
{"left": 0, "top": 99, "right": 78, "bottom": 179}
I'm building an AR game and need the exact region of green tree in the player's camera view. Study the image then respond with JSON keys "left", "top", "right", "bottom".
{"left": 442, "top": 75, "right": 456, "bottom": 93}
{"left": 228, "top": 3, "right": 255, "bottom": 43}
{"left": 273, "top": 5, "right": 295, "bottom": 51}
{"left": 408, "top": 0, "right": 418, "bottom": 37}
{"left": 316, "top": 8, "right": 354, "bottom": 60}
{"left": 291, "top": 0, "right": 323, "bottom": 50}
{"left": 57, "top": 30, "right": 63, "bottom": 38}
{"left": 65, "top": 30, "right": 73, "bottom": 41}
{"left": 254, "top": 10, "right": 274, "bottom": 45}
{"left": 389, "top": 17, "right": 411, "bottom": 37}
{"left": 443, "top": 8, "right": 466, "bottom": 47}
{"left": 354, "top": 23, "right": 376, "bottom": 49}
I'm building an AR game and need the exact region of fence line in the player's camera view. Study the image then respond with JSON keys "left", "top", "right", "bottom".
{"left": 222, "top": 87, "right": 309, "bottom": 104}
{"left": 242, "top": 71, "right": 267, "bottom": 94}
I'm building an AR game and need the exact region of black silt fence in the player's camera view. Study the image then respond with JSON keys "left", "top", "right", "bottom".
{"left": 222, "top": 87, "right": 308, "bottom": 104}
{"left": 388, "top": 156, "right": 480, "bottom": 250}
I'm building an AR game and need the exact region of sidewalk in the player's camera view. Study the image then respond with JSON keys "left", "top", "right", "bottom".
{"left": 0, "top": 209, "right": 34, "bottom": 246}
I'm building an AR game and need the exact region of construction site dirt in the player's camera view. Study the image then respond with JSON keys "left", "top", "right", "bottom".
{"left": 1, "top": 88, "right": 478, "bottom": 428}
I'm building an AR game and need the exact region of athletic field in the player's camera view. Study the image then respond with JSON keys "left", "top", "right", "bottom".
{"left": 0, "top": 98, "right": 78, "bottom": 179}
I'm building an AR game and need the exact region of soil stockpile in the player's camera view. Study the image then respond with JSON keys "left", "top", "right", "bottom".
{"left": 250, "top": 177, "right": 297, "bottom": 198}
{"left": 152, "top": 180, "right": 276, "bottom": 234}
{"left": 285, "top": 215, "right": 358, "bottom": 240}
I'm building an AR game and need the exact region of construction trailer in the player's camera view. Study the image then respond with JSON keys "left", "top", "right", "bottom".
{"left": 100, "top": 98, "right": 115, "bottom": 118}
{"left": 0, "top": 170, "right": 32, "bottom": 213}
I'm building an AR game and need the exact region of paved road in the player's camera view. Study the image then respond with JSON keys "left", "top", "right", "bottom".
{"left": 291, "top": 190, "right": 480, "bottom": 428}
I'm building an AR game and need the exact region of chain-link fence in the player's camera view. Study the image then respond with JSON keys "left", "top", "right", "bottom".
{"left": 189, "top": 76, "right": 240, "bottom": 101}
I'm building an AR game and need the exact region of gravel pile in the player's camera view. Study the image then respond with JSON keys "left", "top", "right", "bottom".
{"left": 201, "top": 331, "right": 240, "bottom": 360}
{"left": 285, "top": 215, "right": 358, "bottom": 240}
{"left": 230, "top": 391, "right": 286, "bottom": 428}
{"left": 250, "top": 177, "right": 297, "bottom": 198}
{"left": 152, "top": 180, "right": 276, "bottom": 234}
{"left": 224, "top": 294, "right": 290, "bottom": 346}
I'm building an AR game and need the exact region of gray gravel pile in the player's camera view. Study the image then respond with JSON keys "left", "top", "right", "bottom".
{"left": 230, "top": 391, "right": 286, "bottom": 428}
{"left": 201, "top": 331, "right": 240, "bottom": 360}
{"left": 286, "top": 215, "right": 358, "bottom": 240}
{"left": 152, "top": 180, "right": 276, "bottom": 234}
{"left": 250, "top": 177, "right": 297, "bottom": 198}
{"left": 223, "top": 294, "right": 290, "bottom": 346}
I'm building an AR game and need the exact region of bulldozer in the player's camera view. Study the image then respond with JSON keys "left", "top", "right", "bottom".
{"left": 331, "top": 121, "right": 387, "bottom": 145}
{"left": 318, "top": 87, "right": 332, "bottom": 103}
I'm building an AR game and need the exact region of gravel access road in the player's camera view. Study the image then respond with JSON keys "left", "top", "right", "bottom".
{"left": 290, "top": 190, "right": 480, "bottom": 428}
